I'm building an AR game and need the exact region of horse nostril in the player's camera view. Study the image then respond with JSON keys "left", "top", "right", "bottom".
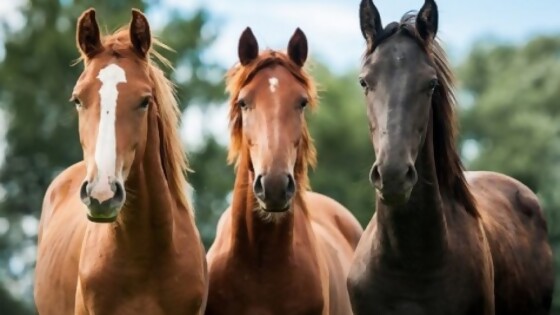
{"left": 80, "top": 181, "right": 90, "bottom": 204}
{"left": 253, "top": 174, "right": 265, "bottom": 200}
{"left": 369, "top": 164, "right": 381, "bottom": 187}
{"left": 113, "top": 181, "right": 125, "bottom": 204}
{"left": 405, "top": 164, "right": 417, "bottom": 184}
{"left": 285, "top": 174, "right": 295, "bottom": 199}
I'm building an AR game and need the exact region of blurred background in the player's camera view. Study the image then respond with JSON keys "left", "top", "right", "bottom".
{"left": 0, "top": 0, "right": 559, "bottom": 313}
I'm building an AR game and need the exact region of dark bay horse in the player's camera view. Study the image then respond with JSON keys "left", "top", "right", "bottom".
{"left": 34, "top": 9, "right": 207, "bottom": 315}
{"left": 205, "top": 27, "right": 363, "bottom": 314}
{"left": 348, "top": 0, "right": 554, "bottom": 314}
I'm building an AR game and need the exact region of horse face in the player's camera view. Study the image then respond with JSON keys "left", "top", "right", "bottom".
{"left": 359, "top": 0, "right": 439, "bottom": 205}
{"left": 71, "top": 9, "right": 153, "bottom": 222}
{"left": 235, "top": 28, "right": 310, "bottom": 213}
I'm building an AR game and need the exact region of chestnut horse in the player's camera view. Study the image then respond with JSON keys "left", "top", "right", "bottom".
{"left": 205, "top": 27, "right": 363, "bottom": 314}
{"left": 348, "top": 0, "right": 554, "bottom": 314}
{"left": 34, "top": 9, "right": 207, "bottom": 315}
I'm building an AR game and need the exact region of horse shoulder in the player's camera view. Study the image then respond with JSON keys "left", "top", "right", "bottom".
{"left": 35, "top": 161, "right": 88, "bottom": 315}
{"left": 206, "top": 207, "right": 232, "bottom": 265}
{"left": 347, "top": 213, "right": 378, "bottom": 284}
{"left": 38, "top": 162, "right": 85, "bottom": 237}
{"left": 304, "top": 191, "right": 363, "bottom": 250}
{"left": 304, "top": 191, "right": 362, "bottom": 282}
{"left": 206, "top": 206, "right": 235, "bottom": 309}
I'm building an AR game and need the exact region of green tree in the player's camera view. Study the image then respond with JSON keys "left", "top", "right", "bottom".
{"left": 457, "top": 35, "right": 560, "bottom": 311}
{"left": 307, "top": 61, "right": 374, "bottom": 225}
{"left": 189, "top": 137, "right": 233, "bottom": 247}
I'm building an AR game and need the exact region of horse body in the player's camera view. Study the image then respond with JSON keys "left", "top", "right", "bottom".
{"left": 205, "top": 28, "right": 362, "bottom": 315}
{"left": 348, "top": 118, "right": 495, "bottom": 315}
{"left": 306, "top": 192, "right": 364, "bottom": 314}
{"left": 37, "top": 163, "right": 206, "bottom": 315}
{"left": 34, "top": 9, "right": 207, "bottom": 315}
{"left": 350, "top": 0, "right": 553, "bottom": 314}
{"left": 348, "top": 121, "right": 554, "bottom": 315}
{"left": 207, "top": 190, "right": 361, "bottom": 315}
{"left": 468, "top": 171, "right": 554, "bottom": 315}
{"left": 72, "top": 147, "right": 206, "bottom": 315}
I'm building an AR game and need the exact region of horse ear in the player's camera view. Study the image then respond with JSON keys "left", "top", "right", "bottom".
{"left": 416, "top": 0, "right": 438, "bottom": 41}
{"left": 287, "top": 28, "right": 308, "bottom": 67}
{"left": 130, "top": 9, "right": 151, "bottom": 58}
{"left": 238, "top": 27, "right": 259, "bottom": 66}
{"left": 359, "top": 0, "right": 383, "bottom": 52}
{"left": 76, "top": 8, "right": 102, "bottom": 58}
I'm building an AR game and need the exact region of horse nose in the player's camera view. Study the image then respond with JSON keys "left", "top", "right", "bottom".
{"left": 79, "top": 180, "right": 92, "bottom": 203}
{"left": 285, "top": 174, "right": 296, "bottom": 200}
{"left": 253, "top": 174, "right": 265, "bottom": 201}
{"left": 370, "top": 162, "right": 417, "bottom": 193}
{"left": 369, "top": 164, "right": 382, "bottom": 188}
{"left": 253, "top": 173, "right": 296, "bottom": 212}
{"left": 80, "top": 179, "right": 125, "bottom": 220}
{"left": 109, "top": 180, "right": 125, "bottom": 206}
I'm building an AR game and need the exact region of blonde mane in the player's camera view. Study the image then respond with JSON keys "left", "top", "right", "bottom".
{"left": 79, "top": 28, "right": 193, "bottom": 216}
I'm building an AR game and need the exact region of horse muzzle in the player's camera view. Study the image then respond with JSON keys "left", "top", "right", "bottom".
{"left": 80, "top": 178, "right": 125, "bottom": 222}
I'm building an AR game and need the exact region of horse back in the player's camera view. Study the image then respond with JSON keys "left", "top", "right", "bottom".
{"left": 466, "top": 171, "right": 554, "bottom": 314}
{"left": 305, "top": 191, "right": 363, "bottom": 252}
{"left": 305, "top": 191, "right": 364, "bottom": 315}
{"left": 34, "top": 162, "right": 88, "bottom": 315}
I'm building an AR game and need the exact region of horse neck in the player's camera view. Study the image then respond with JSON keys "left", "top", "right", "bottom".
{"left": 375, "top": 112, "right": 448, "bottom": 270}
{"left": 230, "top": 152, "right": 298, "bottom": 262}
{"left": 86, "top": 105, "right": 189, "bottom": 260}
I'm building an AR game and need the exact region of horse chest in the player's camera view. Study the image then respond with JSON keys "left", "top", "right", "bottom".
{"left": 207, "top": 255, "right": 324, "bottom": 315}
{"left": 349, "top": 266, "right": 440, "bottom": 314}
{"left": 77, "top": 262, "right": 205, "bottom": 315}
{"left": 349, "top": 256, "right": 489, "bottom": 315}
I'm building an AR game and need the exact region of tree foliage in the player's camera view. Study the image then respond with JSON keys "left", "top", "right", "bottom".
{"left": 307, "top": 62, "right": 374, "bottom": 225}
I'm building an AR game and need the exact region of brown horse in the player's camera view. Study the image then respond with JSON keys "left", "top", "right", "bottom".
{"left": 348, "top": 0, "right": 554, "bottom": 314}
{"left": 205, "top": 27, "right": 363, "bottom": 315}
{"left": 34, "top": 9, "right": 207, "bottom": 315}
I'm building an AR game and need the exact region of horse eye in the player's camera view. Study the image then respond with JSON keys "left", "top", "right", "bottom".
{"left": 429, "top": 78, "right": 439, "bottom": 90}
{"left": 70, "top": 96, "right": 81, "bottom": 109}
{"left": 236, "top": 99, "right": 247, "bottom": 109}
{"left": 359, "top": 78, "right": 368, "bottom": 89}
{"left": 139, "top": 97, "right": 151, "bottom": 110}
{"left": 300, "top": 98, "right": 309, "bottom": 109}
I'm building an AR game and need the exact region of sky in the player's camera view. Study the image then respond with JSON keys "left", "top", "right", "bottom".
{"left": 149, "top": 0, "right": 560, "bottom": 149}
{"left": 2, "top": 0, "right": 559, "bottom": 69}
{"left": 148, "top": 0, "right": 560, "bottom": 72}
{"left": 1, "top": 0, "right": 560, "bottom": 149}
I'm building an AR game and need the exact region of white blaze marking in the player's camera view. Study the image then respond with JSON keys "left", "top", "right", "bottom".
{"left": 269, "top": 77, "right": 279, "bottom": 93}
{"left": 94, "top": 64, "right": 126, "bottom": 192}
{"left": 268, "top": 77, "right": 281, "bottom": 157}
